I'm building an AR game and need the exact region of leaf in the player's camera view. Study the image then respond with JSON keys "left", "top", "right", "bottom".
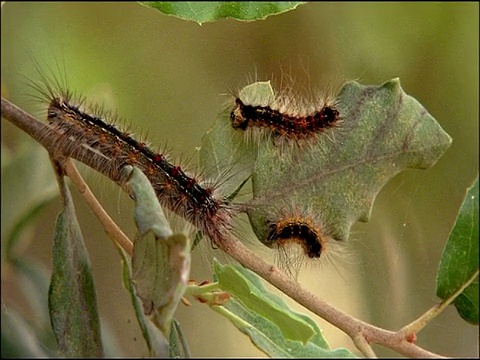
{"left": 141, "top": 2, "right": 305, "bottom": 25}
{"left": 1, "top": 306, "right": 49, "bottom": 358}
{"left": 199, "top": 100, "right": 258, "bottom": 199}
{"left": 132, "top": 224, "right": 190, "bottom": 337}
{"left": 214, "top": 260, "right": 316, "bottom": 344}
{"left": 48, "top": 183, "right": 104, "bottom": 357}
{"left": 213, "top": 261, "right": 356, "bottom": 357}
{"left": 100, "top": 322, "right": 128, "bottom": 357}
{"left": 219, "top": 298, "right": 356, "bottom": 358}
{"left": 436, "top": 176, "right": 479, "bottom": 324}
{"left": 204, "top": 79, "right": 452, "bottom": 247}
{"left": 120, "top": 247, "right": 169, "bottom": 357}
{"left": 127, "top": 167, "right": 191, "bottom": 337}
{"left": 168, "top": 319, "right": 191, "bottom": 358}
{"left": 127, "top": 166, "right": 173, "bottom": 239}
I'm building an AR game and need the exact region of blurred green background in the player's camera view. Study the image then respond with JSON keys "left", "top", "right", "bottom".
{"left": 1, "top": 2, "right": 478, "bottom": 357}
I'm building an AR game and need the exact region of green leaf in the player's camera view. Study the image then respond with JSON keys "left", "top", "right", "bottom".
{"left": 168, "top": 319, "right": 191, "bottom": 358}
{"left": 436, "top": 176, "right": 479, "bottom": 324}
{"left": 141, "top": 2, "right": 305, "bottom": 25}
{"left": 213, "top": 261, "right": 355, "bottom": 357}
{"left": 48, "top": 184, "right": 104, "bottom": 357}
{"left": 120, "top": 247, "right": 169, "bottom": 357}
{"left": 131, "top": 225, "right": 190, "bottom": 337}
{"left": 127, "top": 167, "right": 191, "bottom": 337}
{"left": 1, "top": 306, "right": 49, "bottom": 358}
{"left": 127, "top": 166, "right": 173, "bottom": 239}
{"left": 219, "top": 297, "right": 356, "bottom": 358}
{"left": 214, "top": 260, "right": 315, "bottom": 344}
{"left": 208, "top": 79, "right": 452, "bottom": 248}
{"left": 199, "top": 99, "right": 258, "bottom": 199}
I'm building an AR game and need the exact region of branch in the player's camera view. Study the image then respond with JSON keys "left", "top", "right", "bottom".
{"left": 62, "top": 158, "right": 133, "bottom": 256}
{"left": 399, "top": 269, "right": 479, "bottom": 337}
{"left": 217, "top": 232, "right": 445, "bottom": 358}
{"left": 1, "top": 96, "right": 447, "bottom": 358}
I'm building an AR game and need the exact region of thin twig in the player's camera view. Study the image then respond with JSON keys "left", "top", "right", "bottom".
{"left": 49, "top": 157, "right": 70, "bottom": 208}
{"left": 399, "top": 269, "right": 479, "bottom": 337}
{"left": 1, "top": 96, "right": 448, "bottom": 358}
{"left": 62, "top": 158, "right": 133, "bottom": 256}
{"left": 353, "top": 332, "right": 377, "bottom": 358}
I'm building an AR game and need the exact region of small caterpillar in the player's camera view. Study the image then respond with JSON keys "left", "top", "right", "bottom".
{"left": 258, "top": 209, "right": 339, "bottom": 277}
{"left": 267, "top": 217, "right": 324, "bottom": 259}
{"left": 229, "top": 81, "right": 341, "bottom": 145}
{"left": 231, "top": 97, "right": 340, "bottom": 140}
{"left": 265, "top": 214, "right": 326, "bottom": 259}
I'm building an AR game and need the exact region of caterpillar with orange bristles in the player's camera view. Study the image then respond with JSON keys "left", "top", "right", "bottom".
{"left": 229, "top": 80, "right": 342, "bottom": 147}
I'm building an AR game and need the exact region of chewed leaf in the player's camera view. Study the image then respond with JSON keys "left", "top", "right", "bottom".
{"left": 436, "top": 177, "right": 479, "bottom": 324}
{"left": 141, "top": 2, "right": 305, "bottom": 25}
{"left": 131, "top": 232, "right": 191, "bottom": 335}
{"left": 199, "top": 104, "right": 258, "bottom": 200}
{"left": 239, "top": 81, "right": 276, "bottom": 105}
{"left": 246, "top": 79, "right": 452, "bottom": 243}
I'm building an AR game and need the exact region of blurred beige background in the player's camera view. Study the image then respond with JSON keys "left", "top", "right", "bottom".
{"left": 1, "top": 2, "right": 478, "bottom": 357}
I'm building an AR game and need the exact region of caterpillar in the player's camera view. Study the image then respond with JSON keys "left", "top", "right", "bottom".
{"left": 229, "top": 81, "right": 341, "bottom": 145}
{"left": 29, "top": 71, "right": 236, "bottom": 246}
{"left": 266, "top": 216, "right": 325, "bottom": 259}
